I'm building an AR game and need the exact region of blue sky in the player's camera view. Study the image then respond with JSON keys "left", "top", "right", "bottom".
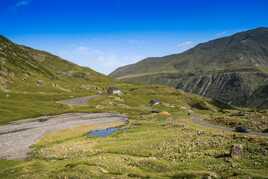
{"left": 0, "top": 0, "right": 268, "bottom": 74}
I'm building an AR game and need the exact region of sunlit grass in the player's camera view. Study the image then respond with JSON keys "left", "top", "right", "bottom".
{"left": 0, "top": 84, "right": 267, "bottom": 178}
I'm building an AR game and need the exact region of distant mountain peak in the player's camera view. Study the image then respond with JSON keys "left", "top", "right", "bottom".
{"left": 110, "top": 27, "right": 268, "bottom": 107}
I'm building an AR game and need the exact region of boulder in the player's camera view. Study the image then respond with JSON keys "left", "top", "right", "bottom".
{"left": 151, "top": 110, "right": 160, "bottom": 113}
{"left": 149, "top": 99, "right": 160, "bottom": 106}
{"left": 36, "top": 80, "right": 44, "bottom": 87}
{"left": 262, "top": 128, "right": 268, "bottom": 133}
{"left": 38, "top": 117, "right": 49, "bottom": 122}
{"left": 191, "top": 102, "right": 210, "bottom": 110}
{"left": 230, "top": 144, "right": 243, "bottom": 159}
{"left": 97, "top": 90, "right": 103, "bottom": 95}
{"left": 187, "top": 109, "right": 193, "bottom": 116}
{"left": 234, "top": 126, "right": 249, "bottom": 133}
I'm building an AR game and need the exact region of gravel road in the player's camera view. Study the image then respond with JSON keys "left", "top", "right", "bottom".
{"left": 0, "top": 113, "right": 127, "bottom": 160}
{"left": 191, "top": 115, "right": 268, "bottom": 137}
{"left": 57, "top": 95, "right": 99, "bottom": 105}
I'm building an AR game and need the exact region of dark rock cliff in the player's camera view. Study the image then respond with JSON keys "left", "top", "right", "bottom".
{"left": 110, "top": 28, "right": 268, "bottom": 108}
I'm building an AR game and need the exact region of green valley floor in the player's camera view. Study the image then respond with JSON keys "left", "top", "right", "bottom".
{"left": 0, "top": 84, "right": 267, "bottom": 178}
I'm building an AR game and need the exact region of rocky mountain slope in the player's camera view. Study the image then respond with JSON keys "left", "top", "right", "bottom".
{"left": 0, "top": 35, "right": 110, "bottom": 94}
{"left": 110, "top": 27, "right": 268, "bottom": 107}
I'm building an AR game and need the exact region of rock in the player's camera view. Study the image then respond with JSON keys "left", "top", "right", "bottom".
{"left": 187, "top": 109, "right": 193, "bottom": 116}
{"left": 197, "top": 130, "right": 205, "bottom": 135}
{"left": 230, "top": 144, "right": 243, "bottom": 159}
{"left": 149, "top": 99, "right": 160, "bottom": 106}
{"left": 36, "top": 80, "right": 44, "bottom": 87}
{"left": 151, "top": 110, "right": 160, "bottom": 113}
{"left": 234, "top": 126, "right": 249, "bottom": 133}
{"left": 97, "top": 90, "right": 103, "bottom": 95}
{"left": 263, "top": 128, "right": 268, "bottom": 133}
{"left": 38, "top": 117, "right": 49, "bottom": 122}
{"left": 191, "top": 101, "right": 210, "bottom": 110}
{"left": 107, "top": 87, "right": 123, "bottom": 96}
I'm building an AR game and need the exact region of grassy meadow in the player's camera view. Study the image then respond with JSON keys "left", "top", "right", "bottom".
{"left": 0, "top": 84, "right": 267, "bottom": 178}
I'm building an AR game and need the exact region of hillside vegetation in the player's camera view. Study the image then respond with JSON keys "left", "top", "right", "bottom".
{"left": 0, "top": 35, "right": 267, "bottom": 178}
{"left": 0, "top": 85, "right": 268, "bottom": 178}
{"left": 110, "top": 28, "right": 268, "bottom": 107}
{"left": 0, "top": 35, "right": 112, "bottom": 123}
{"left": 0, "top": 35, "right": 112, "bottom": 93}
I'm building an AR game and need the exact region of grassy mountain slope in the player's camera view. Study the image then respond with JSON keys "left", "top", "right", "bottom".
{"left": 0, "top": 36, "right": 268, "bottom": 178}
{"left": 0, "top": 35, "right": 110, "bottom": 93}
{"left": 110, "top": 27, "right": 268, "bottom": 107}
{"left": 0, "top": 35, "right": 112, "bottom": 123}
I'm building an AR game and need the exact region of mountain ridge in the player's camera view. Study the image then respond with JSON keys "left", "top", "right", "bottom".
{"left": 0, "top": 35, "right": 110, "bottom": 94}
{"left": 110, "top": 27, "right": 268, "bottom": 107}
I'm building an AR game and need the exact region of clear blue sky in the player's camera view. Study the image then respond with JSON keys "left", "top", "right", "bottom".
{"left": 1, "top": 0, "right": 268, "bottom": 74}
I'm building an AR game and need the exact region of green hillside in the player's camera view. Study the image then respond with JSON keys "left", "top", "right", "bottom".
{"left": 0, "top": 35, "right": 268, "bottom": 178}
{"left": 110, "top": 28, "right": 268, "bottom": 107}
{"left": 0, "top": 35, "right": 111, "bottom": 94}
{"left": 0, "top": 35, "right": 112, "bottom": 123}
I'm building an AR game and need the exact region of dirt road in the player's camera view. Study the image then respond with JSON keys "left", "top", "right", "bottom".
{"left": 190, "top": 115, "right": 268, "bottom": 137}
{"left": 57, "top": 95, "right": 99, "bottom": 105}
{"left": 0, "top": 113, "right": 127, "bottom": 160}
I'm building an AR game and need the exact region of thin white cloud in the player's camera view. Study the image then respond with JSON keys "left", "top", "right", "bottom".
{"left": 177, "top": 41, "right": 194, "bottom": 47}
{"left": 15, "top": 0, "right": 31, "bottom": 8}
{"left": 215, "top": 31, "right": 227, "bottom": 37}
{"left": 177, "top": 41, "right": 195, "bottom": 52}
{"left": 57, "top": 46, "right": 141, "bottom": 74}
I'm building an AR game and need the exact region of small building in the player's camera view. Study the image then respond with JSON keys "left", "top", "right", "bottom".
{"left": 150, "top": 99, "right": 161, "bottom": 106}
{"left": 107, "top": 87, "right": 123, "bottom": 95}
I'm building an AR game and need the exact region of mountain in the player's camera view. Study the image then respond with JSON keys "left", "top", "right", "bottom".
{"left": 0, "top": 35, "right": 110, "bottom": 94}
{"left": 110, "top": 27, "right": 268, "bottom": 107}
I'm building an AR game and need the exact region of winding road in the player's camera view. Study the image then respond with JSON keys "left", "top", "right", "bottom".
{"left": 0, "top": 113, "right": 127, "bottom": 160}
{"left": 190, "top": 115, "right": 268, "bottom": 137}
{"left": 1, "top": 95, "right": 267, "bottom": 160}
{"left": 57, "top": 95, "right": 99, "bottom": 105}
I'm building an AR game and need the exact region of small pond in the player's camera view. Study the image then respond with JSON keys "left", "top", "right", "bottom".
{"left": 88, "top": 127, "right": 119, "bottom": 137}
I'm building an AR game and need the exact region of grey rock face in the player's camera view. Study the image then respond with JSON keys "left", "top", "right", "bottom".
{"left": 175, "top": 71, "right": 268, "bottom": 106}
{"left": 127, "top": 70, "right": 268, "bottom": 106}
{"left": 110, "top": 28, "right": 268, "bottom": 107}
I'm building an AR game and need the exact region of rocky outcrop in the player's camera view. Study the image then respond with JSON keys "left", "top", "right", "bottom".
{"left": 110, "top": 28, "right": 268, "bottom": 107}
{"left": 247, "top": 84, "right": 268, "bottom": 108}
{"left": 176, "top": 71, "right": 268, "bottom": 106}
{"left": 120, "top": 70, "right": 268, "bottom": 106}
